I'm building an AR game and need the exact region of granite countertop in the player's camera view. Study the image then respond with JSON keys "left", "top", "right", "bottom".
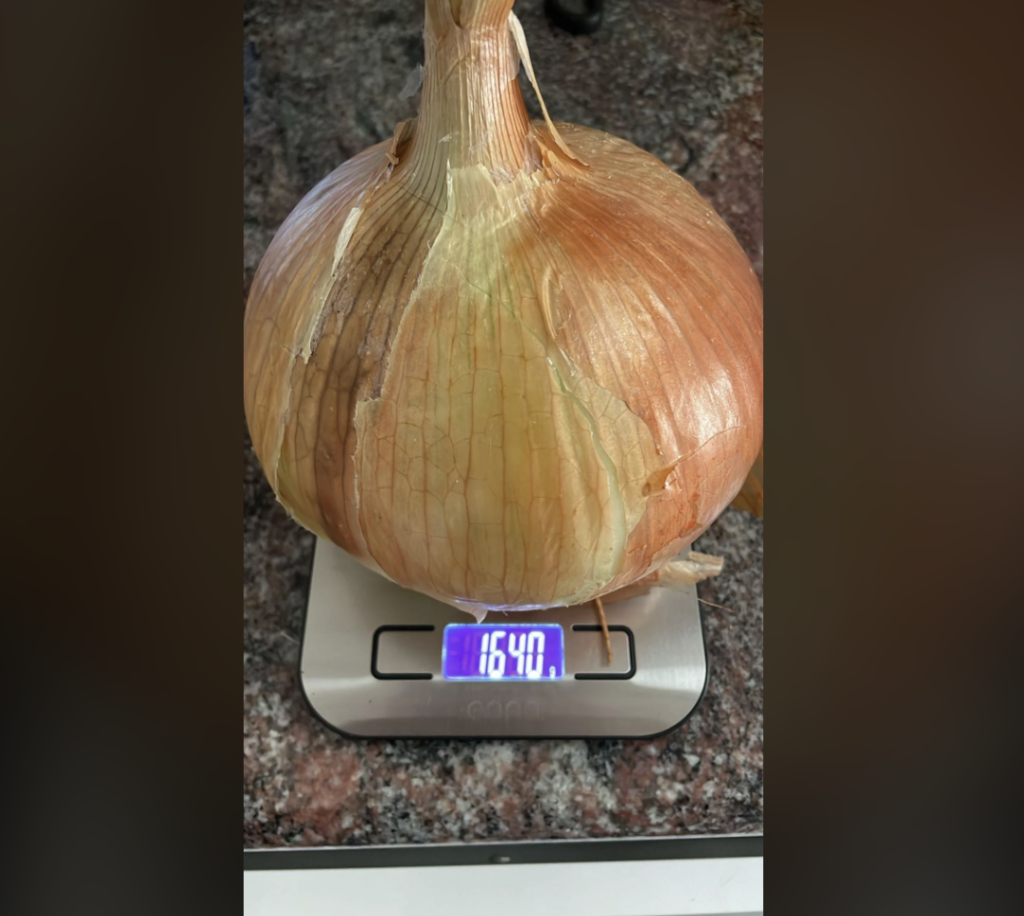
{"left": 244, "top": 0, "right": 763, "bottom": 848}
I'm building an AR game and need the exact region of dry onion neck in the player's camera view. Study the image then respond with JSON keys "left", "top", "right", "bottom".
{"left": 406, "top": 0, "right": 574, "bottom": 184}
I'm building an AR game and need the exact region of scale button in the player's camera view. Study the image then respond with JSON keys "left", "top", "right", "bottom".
{"left": 371, "top": 626, "right": 436, "bottom": 679}
{"left": 568, "top": 626, "right": 635, "bottom": 678}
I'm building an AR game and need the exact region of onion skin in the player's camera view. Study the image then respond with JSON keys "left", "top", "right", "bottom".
{"left": 244, "top": 0, "right": 763, "bottom": 614}
{"left": 732, "top": 446, "right": 764, "bottom": 517}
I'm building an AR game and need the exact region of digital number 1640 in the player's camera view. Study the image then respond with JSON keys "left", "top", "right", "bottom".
{"left": 479, "top": 630, "right": 545, "bottom": 678}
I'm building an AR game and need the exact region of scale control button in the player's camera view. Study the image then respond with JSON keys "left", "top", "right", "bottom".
{"left": 568, "top": 625, "right": 636, "bottom": 679}
{"left": 371, "top": 626, "right": 436, "bottom": 679}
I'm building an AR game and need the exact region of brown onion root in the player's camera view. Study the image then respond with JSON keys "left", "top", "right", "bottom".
{"left": 593, "top": 596, "right": 612, "bottom": 665}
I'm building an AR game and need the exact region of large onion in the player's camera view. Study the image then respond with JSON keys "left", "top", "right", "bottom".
{"left": 244, "top": 0, "right": 763, "bottom": 617}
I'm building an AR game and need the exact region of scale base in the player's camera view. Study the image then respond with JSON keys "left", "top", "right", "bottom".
{"left": 300, "top": 539, "right": 708, "bottom": 739}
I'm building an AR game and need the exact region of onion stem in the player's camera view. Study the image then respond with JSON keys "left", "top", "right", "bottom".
{"left": 593, "top": 595, "right": 612, "bottom": 665}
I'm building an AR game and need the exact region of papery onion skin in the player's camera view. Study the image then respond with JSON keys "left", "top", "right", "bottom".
{"left": 243, "top": 0, "right": 763, "bottom": 614}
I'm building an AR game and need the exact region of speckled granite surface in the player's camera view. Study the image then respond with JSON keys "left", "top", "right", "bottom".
{"left": 244, "top": 0, "right": 762, "bottom": 847}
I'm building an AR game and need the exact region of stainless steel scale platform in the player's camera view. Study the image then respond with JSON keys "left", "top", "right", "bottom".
{"left": 300, "top": 537, "right": 708, "bottom": 738}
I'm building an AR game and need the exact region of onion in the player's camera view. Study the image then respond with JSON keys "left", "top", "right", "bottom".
{"left": 243, "top": 0, "right": 763, "bottom": 617}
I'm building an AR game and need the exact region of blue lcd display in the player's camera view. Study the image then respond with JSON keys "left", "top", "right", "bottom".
{"left": 442, "top": 624, "right": 565, "bottom": 681}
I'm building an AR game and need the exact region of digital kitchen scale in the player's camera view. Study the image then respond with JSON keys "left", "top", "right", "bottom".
{"left": 299, "top": 537, "right": 708, "bottom": 739}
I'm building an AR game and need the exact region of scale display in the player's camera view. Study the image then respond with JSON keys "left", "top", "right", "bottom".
{"left": 442, "top": 624, "right": 565, "bottom": 681}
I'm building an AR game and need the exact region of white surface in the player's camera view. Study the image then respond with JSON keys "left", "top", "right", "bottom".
{"left": 244, "top": 856, "right": 763, "bottom": 916}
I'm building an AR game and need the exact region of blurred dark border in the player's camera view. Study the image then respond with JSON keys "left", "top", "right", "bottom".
{"left": 770, "top": 2, "right": 1024, "bottom": 913}
{"left": 4, "top": 1, "right": 240, "bottom": 914}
